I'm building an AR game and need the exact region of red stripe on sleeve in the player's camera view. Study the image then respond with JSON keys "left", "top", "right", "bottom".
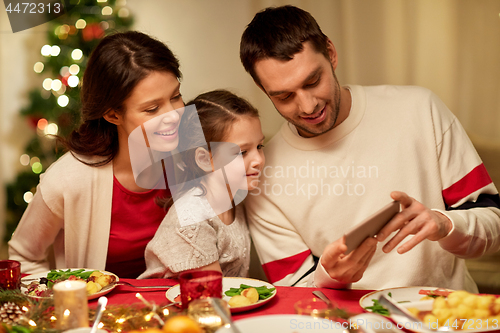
{"left": 442, "top": 163, "right": 492, "bottom": 207}
{"left": 261, "top": 249, "right": 311, "bottom": 284}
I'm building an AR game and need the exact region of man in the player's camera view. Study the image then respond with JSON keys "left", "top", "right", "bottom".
{"left": 241, "top": 5, "right": 500, "bottom": 291}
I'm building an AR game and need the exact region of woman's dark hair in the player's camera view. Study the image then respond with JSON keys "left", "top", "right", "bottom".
{"left": 165, "top": 89, "right": 259, "bottom": 207}
{"left": 59, "top": 31, "right": 181, "bottom": 166}
{"left": 240, "top": 5, "right": 329, "bottom": 87}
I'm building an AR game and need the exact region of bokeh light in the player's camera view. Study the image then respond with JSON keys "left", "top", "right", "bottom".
{"left": 60, "top": 66, "right": 69, "bottom": 76}
{"left": 51, "top": 45, "right": 61, "bottom": 56}
{"left": 23, "top": 191, "right": 34, "bottom": 203}
{"left": 71, "top": 49, "right": 83, "bottom": 60}
{"left": 69, "top": 64, "right": 80, "bottom": 75}
{"left": 42, "top": 78, "right": 53, "bottom": 91}
{"left": 75, "top": 19, "right": 87, "bottom": 29}
{"left": 102, "top": 6, "right": 113, "bottom": 15}
{"left": 57, "top": 95, "right": 69, "bottom": 107}
{"left": 37, "top": 118, "right": 48, "bottom": 130}
{"left": 20, "top": 154, "right": 30, "bottom": 166}
{"left": 68, "top": 75, "right": 79, "bottom": 87}
{"left": 32, "top": 162, "right": 43, "bottom": 174}
{"left": 51, "top": 79, "right": 62, "bottom": 91}
{"left": 118, "top": 8, "right": 129, "bottom": 18}
{"left": 33, "top": 62, "right": 44, "bottom": 73}
{"left": 45, "top": 123, "right": 59, "bottom": 136}
{"left": 41, "top": 45, "right": 52, "bottom": 56}
{"left": 30, "top": 157, "right": 40, "bottom": 166}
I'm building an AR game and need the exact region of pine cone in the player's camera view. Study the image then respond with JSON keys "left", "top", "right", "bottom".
{"left": 0, "top": 302, "right": 25, "bottom": 325}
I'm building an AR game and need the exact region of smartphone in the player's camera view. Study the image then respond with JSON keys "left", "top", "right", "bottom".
{"left": 343, "top": 201, "right": 400, "bottom": 255}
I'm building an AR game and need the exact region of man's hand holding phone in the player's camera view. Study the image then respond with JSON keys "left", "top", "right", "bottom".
{"left": 376, "top": 191, "right": 453, "bottom": 254}
{"left": 320, "top": 236, "right": 378, "bottom": 284}
{"left": 320, "top": 193, "right": 452, "bottom": 285}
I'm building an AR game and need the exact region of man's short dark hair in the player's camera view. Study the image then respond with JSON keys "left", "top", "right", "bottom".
{"left": 240, "top": 5, "right": 329, "bottom": 86}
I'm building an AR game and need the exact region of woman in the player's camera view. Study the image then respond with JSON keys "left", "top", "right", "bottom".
{"left": 8, "top": 31, "right": 184, "bottom": 278}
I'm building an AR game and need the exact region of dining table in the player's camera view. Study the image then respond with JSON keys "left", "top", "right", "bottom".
{"left": 88, "top": 277, "right": 368, "bottom": 321}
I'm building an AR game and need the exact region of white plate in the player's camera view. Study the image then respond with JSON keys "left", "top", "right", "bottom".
{"left": 360, "top": 287, "right": 500, "bottom": 333}
{"left": 359, "top": 286, "right": 451, "bottom": 309}
{"left": 215, "top": 314, "right": 345, "bottom": 333}
{"left": 166, "top": 277, "right": 276, "bottom": 313}
{"left": 21, "top": 269, "right": 119, "bottom": 300}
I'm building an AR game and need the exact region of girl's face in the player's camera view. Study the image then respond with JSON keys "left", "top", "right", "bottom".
{"left": 223, "top": 116, "right": 265, "bottom": 191}
{"left": 119, "top": 71, "right": 184, "bottom": 152}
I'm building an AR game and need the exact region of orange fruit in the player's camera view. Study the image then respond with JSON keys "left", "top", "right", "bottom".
{"left": 163, "top": 315, "right": 202, "bottom": 333}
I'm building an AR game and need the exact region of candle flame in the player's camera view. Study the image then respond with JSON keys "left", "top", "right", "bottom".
{"left": 64, "top": 309, "right": 71, "bottom": 317}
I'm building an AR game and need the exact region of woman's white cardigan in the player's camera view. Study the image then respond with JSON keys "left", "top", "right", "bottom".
{"left": 8, "top": 152, "right": 114, "bottom": 274}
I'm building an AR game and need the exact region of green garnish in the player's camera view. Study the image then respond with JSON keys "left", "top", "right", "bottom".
{"left": 364, "top": 299, "right": 390, "bottom": 316}
{"left": 45, "top": 269, "right": 96, "bottom": 287}
{"left": 224, "top": 284, "right": 276, "bottom": 300}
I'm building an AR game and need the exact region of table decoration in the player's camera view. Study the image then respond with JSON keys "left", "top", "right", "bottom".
{"left": 0, "top": 288, "right": 183, "bottom": 332}
{"left": 53, "top": 280, "right": 89, "bottom": 330}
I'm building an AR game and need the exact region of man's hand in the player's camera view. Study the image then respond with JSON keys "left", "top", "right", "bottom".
{"left": 320, "top": 236, "right": 378, "bottom": 283}
{"left": 376, "top": 191, "right": 453, "bottom": 254}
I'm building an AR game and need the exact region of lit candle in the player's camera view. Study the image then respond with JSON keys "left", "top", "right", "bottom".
{"left": 53, "top": 280, "right": 89, "bottom": 330}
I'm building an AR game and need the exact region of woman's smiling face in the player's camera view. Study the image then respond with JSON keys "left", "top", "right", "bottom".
{"left": 120, "top": 71, "right": 185, "bottom": 152}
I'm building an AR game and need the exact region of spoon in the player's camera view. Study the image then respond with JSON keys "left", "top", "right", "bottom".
{"left": 90, "top": 296, "right": 107, "bottom": 333}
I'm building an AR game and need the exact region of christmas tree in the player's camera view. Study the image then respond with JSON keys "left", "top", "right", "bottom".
{"left": 4, "top": 0, "right": 133, "bottom": 242}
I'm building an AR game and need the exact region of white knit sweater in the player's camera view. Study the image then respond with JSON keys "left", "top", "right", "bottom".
{"left": 245, "top": 85, "right": 500, "bottom": 292}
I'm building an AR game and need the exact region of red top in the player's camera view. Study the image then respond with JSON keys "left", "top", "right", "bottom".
{"left": 105, "top": 176, "right": 170, "bottom": 278}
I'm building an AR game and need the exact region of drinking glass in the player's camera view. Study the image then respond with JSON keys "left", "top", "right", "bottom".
{"left": 294, "top": 297, "right": 339, "bottom": 319}
{"left": 0, "top": 260, "right": 21, "bottom": 290}
{"left": 187, "top": 298, "right": 229, "bottom": 333}
{"left": 179, "top": 270, "right": 222, "bottom": 310}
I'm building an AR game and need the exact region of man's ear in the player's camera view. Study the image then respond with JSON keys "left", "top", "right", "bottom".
{"left": 103, "top": 109, "right": 121, "bottom": 126}
{"left": 326, "top": 38, "right": 338, "bottom": 70}
{"left": 195, "top": 147, "right": 214, "bottom": 172}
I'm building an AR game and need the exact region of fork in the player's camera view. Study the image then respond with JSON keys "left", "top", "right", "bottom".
{"left": 113, "top": 280, "right": 175, "bottom": 289}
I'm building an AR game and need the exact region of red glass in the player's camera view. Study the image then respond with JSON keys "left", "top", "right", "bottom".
{"left": 179, "top": 270, "right": 222, "bottom": 310}
{"left": 0, "top": 260, "right": 21, "bottom": 290}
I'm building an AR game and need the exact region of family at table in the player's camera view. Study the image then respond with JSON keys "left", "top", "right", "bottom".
{"left": 8, "top": 5, "right": 500, "bottom": 295}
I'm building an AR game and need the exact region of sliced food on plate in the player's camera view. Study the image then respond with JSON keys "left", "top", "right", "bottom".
{"left": 361, "top": 286, "right": 500, "bottom": 332}
{"left": 22, "top": 268, "right": 118, "bottom": 298}
{"left": 166, "top": 277, "right": 277, "bottom": 313}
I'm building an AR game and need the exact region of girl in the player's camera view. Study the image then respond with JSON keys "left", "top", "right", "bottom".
{"left": 9, "top": 31, "right": 184, "bottom": 278}
{"left": 139, "top": 89, "right": 265, "bottom": 278}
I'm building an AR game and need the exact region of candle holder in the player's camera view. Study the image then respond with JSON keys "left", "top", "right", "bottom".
{"left": 179, "top": 270, "right": 222, "bottom": 310}
{"left": 53, "top": 280, "right": 89, "bottom": 330}
{"left": 0, "top": 260, "right": 21, "bottom": 290}
{"left": 187, "top": 298, "right": 229, "bottom": 333}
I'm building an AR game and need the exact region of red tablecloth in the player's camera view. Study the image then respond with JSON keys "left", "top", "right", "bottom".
{"left": 89, "top": 278, "right": 368, "bottom": 321}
